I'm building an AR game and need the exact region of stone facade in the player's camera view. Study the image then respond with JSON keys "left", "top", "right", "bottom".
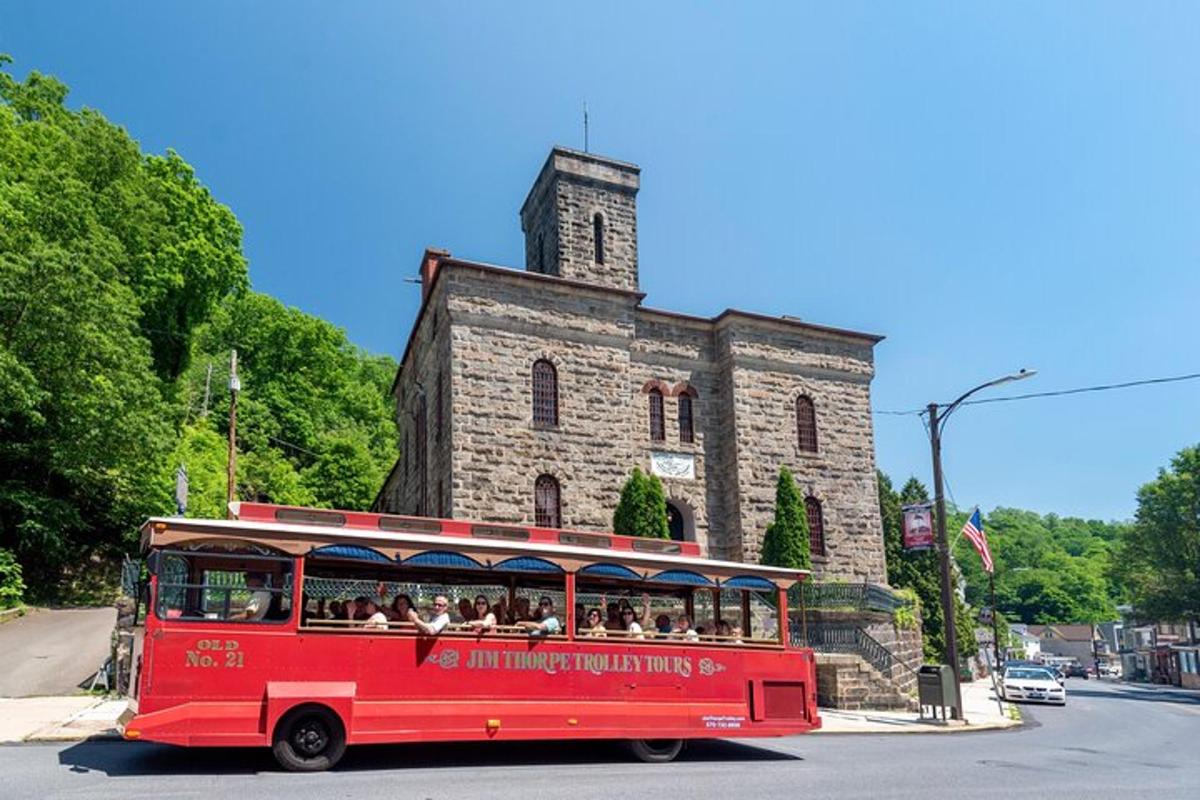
{"left": 376, "top": 147, "right": 887, "bottom": 582}
{"left": 520, "top": 148, "right": 640, "bottom": 292}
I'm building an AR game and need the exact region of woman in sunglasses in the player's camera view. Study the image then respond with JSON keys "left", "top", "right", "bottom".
{"left": 467, "top": 594, "right": 498, "bottom": 633}
{"left": 619, "top": 606, "right": 645, "bottom": 639}
{"left": 581, "top": 607, "right": 607, "bottom": 637}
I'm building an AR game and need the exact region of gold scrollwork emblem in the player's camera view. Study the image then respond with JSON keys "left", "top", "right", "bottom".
{"left": 699, "top": 657, "right": 726, "bottom": 676}
{"left": 428, "top": 649, "right": 460, "bottom": 669}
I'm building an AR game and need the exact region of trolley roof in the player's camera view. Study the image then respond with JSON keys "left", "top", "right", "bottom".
{"left": 140, "top": 503, "right": 810, "bottom": 589}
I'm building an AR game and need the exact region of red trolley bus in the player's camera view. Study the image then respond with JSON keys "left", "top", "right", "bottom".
{"left": 122, "top": 503, "right": 820, "bottom": 770}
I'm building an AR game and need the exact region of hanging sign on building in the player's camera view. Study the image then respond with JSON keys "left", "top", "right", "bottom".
{"left": 902, "top": 503, "right": 935, "bottom": 550}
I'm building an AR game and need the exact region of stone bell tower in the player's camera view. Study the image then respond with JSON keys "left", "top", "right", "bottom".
{"left": 519, "top": 147, "right": 641, "bottom": 293}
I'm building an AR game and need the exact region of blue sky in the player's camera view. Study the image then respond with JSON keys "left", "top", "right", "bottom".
{"left": 4, "top": 3, "right": 1197, "bottom": 521}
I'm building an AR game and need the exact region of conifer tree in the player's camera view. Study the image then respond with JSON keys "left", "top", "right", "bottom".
{"left": 640, "top": 471, "right": 671, "bottom": 540}
{"left": 761, "top": 466, "right": 811, "bottom": 569}
{"left": 613, "top": 468, "right": 670, "bottom": 538}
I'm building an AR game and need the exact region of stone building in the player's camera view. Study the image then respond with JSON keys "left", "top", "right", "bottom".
{"left": 374, "top": 147, "right": 887, "bottom": 582}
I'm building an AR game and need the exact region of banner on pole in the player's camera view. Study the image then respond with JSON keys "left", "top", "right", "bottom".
{"left": 901, "top": 503, "right": 935, "bottom": 550}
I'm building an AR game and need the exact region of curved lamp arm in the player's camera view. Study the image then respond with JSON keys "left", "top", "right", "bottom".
{"left": 937, "top": 369, "right": 1036, "bottom": 433}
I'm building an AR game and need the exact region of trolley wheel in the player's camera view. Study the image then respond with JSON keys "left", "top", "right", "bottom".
{"left": 627, "top": 738, "right": 684, "bottom": 763}
{"left": 272, "top": 705, "right": 346, "bottom": 772}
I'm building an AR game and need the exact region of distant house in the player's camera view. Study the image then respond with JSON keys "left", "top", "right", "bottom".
{"left": 1027, "top": 624, "right": 1098, "bottom": 665}
{"left": 1174, "top": 643, "right": 1200, "bottom": 689}
{"left": 1007, "top": 623, "right": 1042, "bottom": 661}
{"left": 1117, "top": 619, "right": 1200, "bottom": 686}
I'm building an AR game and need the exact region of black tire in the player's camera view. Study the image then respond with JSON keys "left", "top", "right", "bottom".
{"left": 272, "top": 705, "right": 347, "bottom": 772}
{"left": 627, "top": 738, "right": 684, "bottom": 763}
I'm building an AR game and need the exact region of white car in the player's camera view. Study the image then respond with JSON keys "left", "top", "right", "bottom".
{"left": 999, "top": 667, "right": 1067, "bottom": 705}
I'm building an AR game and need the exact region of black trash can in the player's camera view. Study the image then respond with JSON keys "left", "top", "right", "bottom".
{"left": 918, "top": 664, "right": 959, "bottom": 720}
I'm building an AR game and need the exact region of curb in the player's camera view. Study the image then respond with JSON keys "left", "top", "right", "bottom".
{"left": 23, "top": 730, "right": 123, "bottom": 743}
{"left": 0, "top": 606, "right": 28, "bottom": 625}
{"left": 812, "top": 718, "right": 1022, "bottom": 735}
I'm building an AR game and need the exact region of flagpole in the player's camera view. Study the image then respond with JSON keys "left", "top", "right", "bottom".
{"left": 990, "top": 571, "right": 1001, "bottom": 671}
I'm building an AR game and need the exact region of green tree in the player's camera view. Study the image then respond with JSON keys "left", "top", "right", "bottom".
{"left": 0, "top": 57, "right": 398, "bottom": 599}
{"left": 761, "top": 466, "right": 811, "bottom": 570}
{"left": 181, "top": 292, "right": 398, "bottom": 511}
{"left": 612, "top": 468, "right": 669, "bottom": 539}
{"left": 879, "top": 472, "right": 977, "bottom": 661}
{"left": 1115, "top": 445, "right": 1200, "bottom": 623}
{"left": 951, "top": 504, "right": 1123, "bottom": 624}
{"left": 0, "top": 548, "right": 25, "bottom": 608}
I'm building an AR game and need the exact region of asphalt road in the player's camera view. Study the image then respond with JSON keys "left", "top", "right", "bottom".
{"left": 0, "top": 608, "right": 115, "bottom": 696}
{"left": 1, "top": 679, "right": 1197, "bottom": 799}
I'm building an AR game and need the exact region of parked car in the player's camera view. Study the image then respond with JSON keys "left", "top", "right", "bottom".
{"left": 1064, "top": 663, "right": 1089, "bottom": 679}
{"left": 999, "top": 667, "right": 1067, "bottom": 705}
{"left": 1004, "top": 659, "right": 1066, "bottom": 685}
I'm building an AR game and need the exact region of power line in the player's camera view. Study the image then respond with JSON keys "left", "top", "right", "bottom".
{"left": 960, "top": 371, "right": 1200, "bottom": 407}
{"left": 873, "top": 370, "right": 1200, "bottom": 416}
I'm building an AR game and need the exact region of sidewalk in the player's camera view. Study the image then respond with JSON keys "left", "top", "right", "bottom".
{"left": 0, "top": 696, "right": 126, "bottom": 743}
{"left": 814, "top": 679, "right": 1021, "bottom": 734}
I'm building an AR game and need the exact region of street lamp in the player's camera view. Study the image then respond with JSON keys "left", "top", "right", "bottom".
{"left": 927, "top": 368, "right": 1035, "bottom": 721}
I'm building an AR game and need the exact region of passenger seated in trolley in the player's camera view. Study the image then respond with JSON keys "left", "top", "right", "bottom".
{"left": 517, "top": 596, "right": 560, "bottom": 636}
{"left": 672, "top": 615, "right": 699, "bottom": 641}
{"left": 407, "top": 595, "right": 451, "bottom": 636}
{"left": 362, "top": 600, "right": 388, "bottom": 630}
{"left": 581, "top": 608, "right": 607, "bottom": 637}
{"left": 466, "top": 595, "right": 497, "bottom": 632}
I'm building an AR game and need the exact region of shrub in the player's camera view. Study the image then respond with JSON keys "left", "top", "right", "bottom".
{"left": 0, "top": 549, "right": 26, "bottom": 609}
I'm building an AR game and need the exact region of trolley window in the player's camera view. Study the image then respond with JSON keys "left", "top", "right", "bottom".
{"left": 153, "top": 550, "right": 294, "bottom": 624}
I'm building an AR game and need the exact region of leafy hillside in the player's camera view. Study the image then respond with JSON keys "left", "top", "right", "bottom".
{"left": 0, "top": 58, "right": 398, "bottom": 600}
{"left": 951, "top": 507, "right": 1129, "bottom": 624}
{"left": 881, "top": 470, "right": 1129, "bottom": 657}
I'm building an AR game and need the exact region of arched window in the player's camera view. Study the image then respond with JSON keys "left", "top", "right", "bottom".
{"left": 593, "top": 213, "right": 605, "bottom": 264}
{"left": 532, "top": 360, "right": 558, "bottom": 426}
{"left": 796, "top": 395, "right": 818, "bottom": 453}
{"left": 648, "top": 388, "right": 665, "bottom": 442}
{"left": 535, "top": 474, "right": 561, "bottom": 528}
{"left": 678, "top": 394, "right": 694, "bottom": 444}
{"left": 536, "top": 233, "right": 545, "bottom": 273}
{"left": 806, "top": 497, "right": 825, "bottom": 556}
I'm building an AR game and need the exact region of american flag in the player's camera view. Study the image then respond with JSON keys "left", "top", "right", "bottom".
{"left": 961, "top": 508, "right": 994, "bottom": 573}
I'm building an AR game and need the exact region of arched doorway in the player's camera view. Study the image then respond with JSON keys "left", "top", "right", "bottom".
{"left": 666, "top": 502, "right": 685, "bottom": 542}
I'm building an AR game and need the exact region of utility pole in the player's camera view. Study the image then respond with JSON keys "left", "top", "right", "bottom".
{"left": 925, "top": 368, "right": 1036, "bottom": 724}
{"left": 928, "top": 402, "right": 965, "bottom": 720}
{"left": 226, "top": 349, "right": 240, "bottom": 518}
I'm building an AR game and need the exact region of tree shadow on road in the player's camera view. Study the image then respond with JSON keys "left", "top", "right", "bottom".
{"left": 58, "top": 737, "right": 799, "bottom": 777}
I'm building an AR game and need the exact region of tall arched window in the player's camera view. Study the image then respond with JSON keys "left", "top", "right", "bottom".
{"left": 796, "top": 395, "right": 818, "bottom": 453}
{"left": 535, "top": 474, "right": 561, "bottom": 528}
{"left": 648, "top": 388, "right": 665, "bottom": 442}
{"left": 678, "top": 394, "right": 694, "bottom": 444}
{"left": 532, "top": 359, "right": 558, "bottom": 426}
{"left": 806, "top": 497, "right": 825, "bottom": 556}
{"left": 593, "top": 213, "right": 605, "bottom": 264}
{"left": 536, "top": 233, "right": 545, "bottom": 273}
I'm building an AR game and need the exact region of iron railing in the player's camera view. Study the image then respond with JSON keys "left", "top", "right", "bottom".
{"left": 791, "top": 621, "right": 915, "bottom": 677}
{"left": 790, "top": 581, "right": 912, "bottom": 614}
